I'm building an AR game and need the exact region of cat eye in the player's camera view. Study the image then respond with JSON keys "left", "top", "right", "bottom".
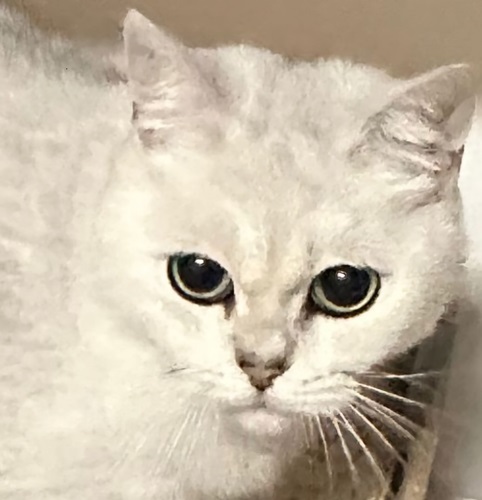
{"left": 167, "top": 253, "right": 234, "bottom": 305}
{"left": 309, "top": 265, "right": 380, "bottom": 317}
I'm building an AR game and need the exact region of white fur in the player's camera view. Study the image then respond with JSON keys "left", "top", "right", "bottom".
{"left": 0, "top": 6, "right": 475, "bottom": 499}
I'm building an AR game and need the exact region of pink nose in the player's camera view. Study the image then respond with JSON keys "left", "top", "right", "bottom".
{"left": 236, "top": 352, "right": 289, "bottom": 391}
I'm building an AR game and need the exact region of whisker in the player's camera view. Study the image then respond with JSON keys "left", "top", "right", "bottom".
{"left": 337, "top": 410, "right": 388, "bottom": 490}
{"left": 300, "top": 414, "right": 313, "bottom": 450}
{"left": 332, "top": 414, "right": 360, "bottom": 486}
{"left": 178, "top": 401, "right": 210, "bottom": 479}
{"left": 315, "top": 415, "right": 333, "bottom": 493}
{"left": 212, "top": 402, "right": 223, "bottom": 453}
{"left": 351, "top": 391, "right": 421, "bottom": 439}
{"left": 299, "top": 416, "right": 317, "bottom": 475}
{"left": 362, "top": 370, "right": 441, "bottom": 380}
{"left": 361, "top": 372, "right": 440, "bottom": 396}
{"left": 154, "top": 406, "right": 196, "bottom": 478}
{"left": 356, "top": 382, "right": 428, "bottom": 408}
{"left": 350, "top": 403, "right": 407, "bottom": 466}
{"left": 107, "top": 433, "right": 134, "bottom": 477}
{"left": 109, "top": 416, "right": 159, "bottom": 478}
{"left": 129, "top": 419, "right": 160, "bottom": 459}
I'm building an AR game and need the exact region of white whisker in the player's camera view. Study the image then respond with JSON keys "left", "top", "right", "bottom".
{"left": 299, "top": 416, "right": 316, "bottom": 475}
{"left": 315, "top": 415, "right": 333, "bottom": 493}
{"left": 178, "top": 401, "right": 210, "bottom": 479}
{"left": 337, "top": 410, "right": 387, "bottom": 489}
{"left": 362, "top": 370, "right": 440, "bottom": 380}
{"left": 332, "top": 415, "right": 359, "bottom": 486}
{"left": 153, "top": 406, "right": 196, "bottom": 478}
{"left": 350, "top": 404, "right": 406, "bottom": 466}
{"left": 356, "top": 382, "right": 427, "bottom": 408}
{"left": 352, "top": 391, "right": 421, "bottom": 442}
{"left": 300, "top": 415, "right": 313, "bottom": 450}
{"left": 364, "top": 373, "right": 439, "bottom": 396}
{"left": 109, "top": 418, "right": 158, "bottom": 478}
{"left": 108, "top": 433, "right": 133, "bottom": 477}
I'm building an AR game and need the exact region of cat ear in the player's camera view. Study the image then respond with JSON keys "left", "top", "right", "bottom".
{"left": 122, "top": 10, "right": 220, "bottom": 149}
{"left": 357, "top": 64, "right": 476, "bottom": 186}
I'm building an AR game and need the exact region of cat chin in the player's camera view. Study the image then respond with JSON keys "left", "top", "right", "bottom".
{"left": 227, "top": 406, "right": 294, "bottom": 441}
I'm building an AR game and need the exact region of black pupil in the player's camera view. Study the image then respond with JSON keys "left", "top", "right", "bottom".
{"left": 320, "top": 265, "right": 371, "bottom": 307}
{"left": 177, "top": 255, "right": 226, "bottom": 293}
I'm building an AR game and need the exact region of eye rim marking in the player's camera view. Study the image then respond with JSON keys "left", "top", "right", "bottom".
{"left": 309, "top": 265, "right": 381, "bottom": 318}
{"left": 167, "top": 253, "right": 234, "bottom": 306}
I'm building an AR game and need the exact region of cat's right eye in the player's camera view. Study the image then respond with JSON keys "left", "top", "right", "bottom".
{"left": 167, "top": 253, "right": 234, "bottom": 305}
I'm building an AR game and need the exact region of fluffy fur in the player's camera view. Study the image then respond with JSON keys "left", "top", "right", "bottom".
{"left": 0, "top": 6, "right": 476, "bottom": 499}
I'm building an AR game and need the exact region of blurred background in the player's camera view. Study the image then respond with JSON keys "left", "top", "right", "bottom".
{"left": 9, "top": 0, "right": 482, "bottom": 77}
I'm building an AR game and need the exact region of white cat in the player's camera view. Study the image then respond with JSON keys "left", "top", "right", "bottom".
{"left": 0, "top": 6, "right": 476, "bottom": 500}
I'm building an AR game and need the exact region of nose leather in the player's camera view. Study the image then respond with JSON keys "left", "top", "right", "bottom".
{"left": 236, "top": 352, "right": 289, "bottom": 391}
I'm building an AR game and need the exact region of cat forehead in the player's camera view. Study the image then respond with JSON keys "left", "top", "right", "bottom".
{"left": 153, "top": 154, "right": 406, "bottom": 271}
{"left": 162, "top": 48, "right": 402, "bottom": 203}
{"left": 138, "top": 46, "right": 401, "bottom": 207}
{"left": 206, "top": 47, "right": 396, "bottom": 154}
{"left": 145, "top": 57, "right": 410, "bottom": 257}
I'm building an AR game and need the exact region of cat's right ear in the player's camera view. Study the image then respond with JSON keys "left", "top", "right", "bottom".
{"left": 122, "top": 10, "right": 221, "bottom": 149}
{"left": 355, "top": 65, "right": 476, "bottom": 182}
{"left": 352, "top": 64, "right": 477, "bottom": 205}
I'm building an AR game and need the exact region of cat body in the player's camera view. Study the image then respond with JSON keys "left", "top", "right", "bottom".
{"left": 0, "top": 6, "right": 475, "bottom": 499}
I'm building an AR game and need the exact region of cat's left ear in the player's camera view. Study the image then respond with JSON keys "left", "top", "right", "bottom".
{"left": 357, "top": 64, "right": 476, "bottom": 184}
{"left": 122, "top": 10, "right": 221, "bottom": 149}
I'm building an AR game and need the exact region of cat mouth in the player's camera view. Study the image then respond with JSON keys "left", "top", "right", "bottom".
{"left": 228, "top": 401, "right": 292, "bottom": 438}
{"left": 229, "top": 392, "right": 283, "bottom": 417}
{"left": 246, "top": 394, "right": 268, "bottom": 410}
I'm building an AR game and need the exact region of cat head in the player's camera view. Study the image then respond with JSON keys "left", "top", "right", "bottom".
{"left": 95, "top": 10, "right": 475, "bottom": 432}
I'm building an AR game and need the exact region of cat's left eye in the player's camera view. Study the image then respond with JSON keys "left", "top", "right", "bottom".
{"left": 309, "top": 265, "right": 380, "bottom": 317}
{"left": 167, "top": 253, "right": 234, "bottom": 305}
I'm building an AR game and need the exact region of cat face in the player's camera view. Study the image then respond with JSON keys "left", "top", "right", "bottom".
{"left": 94, "top": 10, "right": 474, "bottom": 436}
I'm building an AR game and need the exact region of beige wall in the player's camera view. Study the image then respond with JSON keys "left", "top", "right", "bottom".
{"left": 9, "top": 0, "right": 482, "bottom": 77}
